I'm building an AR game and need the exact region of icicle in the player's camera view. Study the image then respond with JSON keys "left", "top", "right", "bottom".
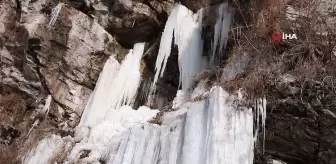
{"left": 218, "top": 3, "right": 232, "bottom": 55}
{"left": 262, "top": 97, "right": 267, "bottom": 153}
{"left": 108, "top": 43, "right": 145, "bottom": 110}
{"left": 177, "top": 14, "right": 203, "bottom": 95}
{"left": 211, "top": 2, "right": 232, "bottom": 65}
{"left": 253, "top": 98, "right": 267, "bottom": 153}
{"left": 149, "top": 4, "right": 205, "bottom": 101}
{"left": 212, "top": 5, "right": 224, "bottom": 61}
{"left": 49, "top": 3, "right": 63, "bottom": 26}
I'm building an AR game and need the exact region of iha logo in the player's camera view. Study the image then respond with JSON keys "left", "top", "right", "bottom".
{"left": 272, "top": 30, "right": 297, "bottom": 41}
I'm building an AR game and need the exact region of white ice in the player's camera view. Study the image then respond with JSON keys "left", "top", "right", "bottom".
{"left": 24, "top": 86, "right": 264, "bottom": 164}
{"left": 106, "top": 43, "right": 145, "bottom": 110}
{"left": 79, "top": 56, "right": 120, "bottom": 127}
{"left": 66, "top": 106, "right": 159, "bottom": 164}
{"left": 22, "top": 135, "right": 73, "bottom": 164}
{"left": 102, "top": 87, "right": 258, "bottom": 164}
{"left": 80, "top": 43, "right": 145, "bottom": 127}
{"left": 150, "top": 4, "right": 205, "bottom": 101}
{"left": 211, "top": 2, "right": 232, "bottom": 65}
{"left": 49, "top": 3, "right": 63, "bottom": 26}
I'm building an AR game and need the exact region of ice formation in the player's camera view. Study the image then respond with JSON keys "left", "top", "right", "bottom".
{"left": 23, "top": 3, "right": 266, "bottom": 164}
{"left": 65, "top": 106, "right": 159, "bottom": 164}
{"left": 80, "top": 43, "right": 145, "bottom": 127}
{"left": 23, "top": 135, "right": 73, "bottom": 164}
{"left": 23, "top": 86, "right": 264, "bottom": 164}
{"left": 49, "top": 3, "right": 63, "bottom": 26}
{"left": 81, "top": 87, "right": 255, "bottom": 164}
{"left": 106, "top": 43, "right": 145, "bottom": 110}
{"left": 150, "top": 4, "right": 204, "bottom": 100}
{"left": 79, "top": 56, "right": 120, "bottom": 127}
{"left": 254, "top": 97, "right": 267, "bottom": 152}
{"left": 211, "top": 2, "right": 232, "bottom": 65}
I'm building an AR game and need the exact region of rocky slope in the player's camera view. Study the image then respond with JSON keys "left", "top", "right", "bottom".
{"left": 0, "top": 0, "right": 335, "bottom": 164}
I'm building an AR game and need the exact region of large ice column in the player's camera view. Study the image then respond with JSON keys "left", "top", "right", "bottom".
{"left": 176, "top": 12, "right": 204, "bottom": 95}
{"left": 150, "top": 4, "right": 205, "bottom": 100}
{"left": 79, "top": 43, "right": 145, "bottom": 127}
{"left": 180, "top": 101, "right": 207, "bottom": 164}
{"left": 211, "top": 2, "right": 232, "bottom": 65}
{"left": 204, "top": 87, "right": 254, "bottom": 164}
{"left": 79, "top": 56, "right": 120, "bottom": 127}
{"left": 107, "top": 43, "right": 145, "bottom": 110}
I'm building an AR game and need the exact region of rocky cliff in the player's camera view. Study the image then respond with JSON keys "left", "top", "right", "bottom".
{"left": 0, "top": 0, "right": 335, "bottom": 164}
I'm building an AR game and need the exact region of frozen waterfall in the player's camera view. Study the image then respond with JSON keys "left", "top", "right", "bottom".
{"left": 23, "top": 3, "right": 266, "bottom": 164}
{"left": 76, "top": 87, "right": 257, "bottom": 164}
{"left": 23, "top": 86, "right": 264, "bottom": 164}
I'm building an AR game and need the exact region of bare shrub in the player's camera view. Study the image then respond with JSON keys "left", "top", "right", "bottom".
{"left": 197, "top": 0, "right": 333, "bottom": 106}
{"left": 0, "top": 93, "right": 27, "bottom": 122}
{"left": 0, "top": 146, "right": 19, "bottom": 164}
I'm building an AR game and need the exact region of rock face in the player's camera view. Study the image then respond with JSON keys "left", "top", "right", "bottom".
{"left": 260, "top": 81, "right": 336, "bottom": 164}
{"left": 88, "top": 0, "right": 174, "bottom": 47}
{"left": 0, "top": 124, "right": 20, "bottom": 145}
{"left": 180, "top": 0, "right": 224, "bottom": 12}
{"left": 0, "top": 0, "right": 123, "bottom": 128}
{"left": 1, "top": 0, "right": 335, "bottom": 164}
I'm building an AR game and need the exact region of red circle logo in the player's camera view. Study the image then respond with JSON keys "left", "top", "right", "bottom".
{"left": 272, "top": 31, "right": 282, "bottom": 41}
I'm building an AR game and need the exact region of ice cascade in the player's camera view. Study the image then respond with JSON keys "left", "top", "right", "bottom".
{"left": 150, "top": 4, "right": 204, "bottom": 99}
{"left": 80, "top": 43, "right": 145, "bottom": 127}
{"left": 22, "top": 3, "right": 266, "bottom": 164}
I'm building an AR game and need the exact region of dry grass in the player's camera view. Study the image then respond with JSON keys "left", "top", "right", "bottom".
{"left": 0, "top": 93, "right": 59, "bottom": 163}
{"left": 212, "top": 0, "right": 336, "bottom": 100}
{"left": 0, "top": 93, "right": 27, "bottom": 122}
{"left": 0, "top": 146, "right": 19, "bottom": 164}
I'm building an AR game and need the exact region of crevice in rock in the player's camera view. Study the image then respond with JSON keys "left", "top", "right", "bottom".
{"left": 26, "top": 37, "right": 50, "bottom": 96}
